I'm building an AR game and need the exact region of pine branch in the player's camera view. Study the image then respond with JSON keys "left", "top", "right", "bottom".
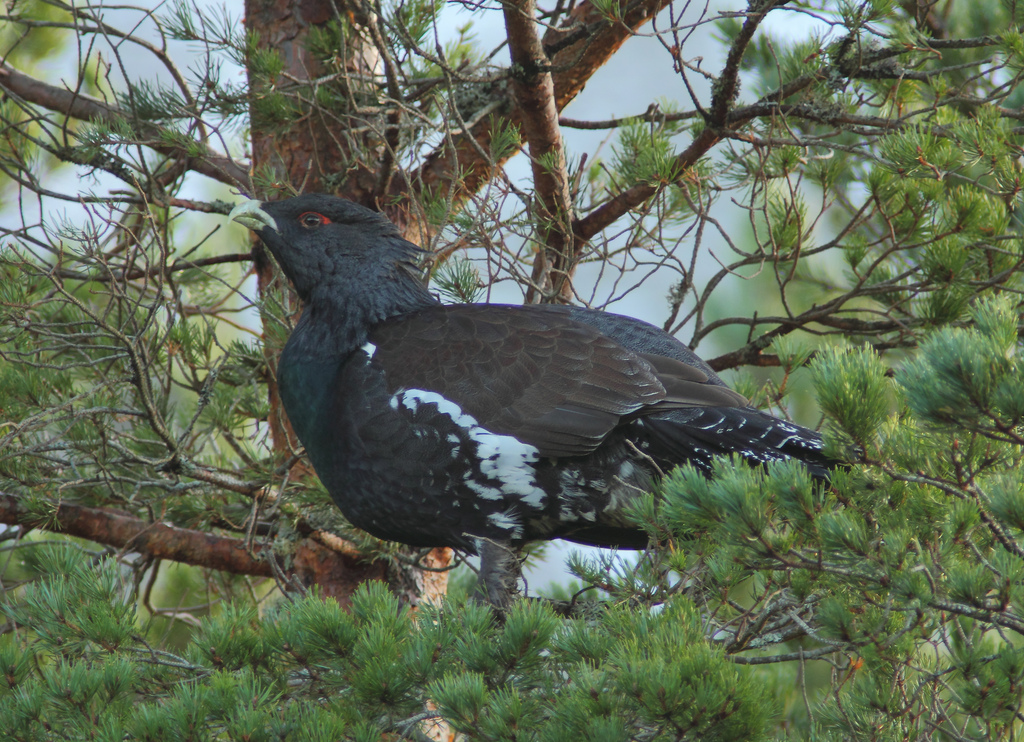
{"left": 0, "top": 63, "right": 249, "bottom": 187}
{"left": 572, "top": 125, "right": 720, "bottom": 241}
{"left": 503, "top": 0, "right": 575, "bottom": 302}
{"left": 559, "top": 107, "right": 701, "bottom": 130}
{"left": 410, "top": 0, "right": 672, "bottom": 204}
{"left": 572, "top": 1, "right": 782, "bottom": 241}
{"left": 0, "top": 491, "right": 272, "bottom": 576}
{"left": 0, "top": 491, "right": 392, "bottom": 605}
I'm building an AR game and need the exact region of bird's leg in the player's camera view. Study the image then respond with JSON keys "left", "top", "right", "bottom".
{"left": 475, "top": 538, "right": 522, "bottom": 610}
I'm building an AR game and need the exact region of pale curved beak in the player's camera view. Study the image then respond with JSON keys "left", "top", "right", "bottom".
{"left": 229, "top": 200, "right": 277, "bottom": 233}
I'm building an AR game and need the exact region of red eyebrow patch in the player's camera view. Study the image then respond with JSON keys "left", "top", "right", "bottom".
{"left": 298, "top": 211, "right": 332, "bottom": 226}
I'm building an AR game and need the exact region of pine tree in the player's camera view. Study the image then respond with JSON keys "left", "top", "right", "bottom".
{"left": 2, "top": 0, "right": 1024, "bottom": 738}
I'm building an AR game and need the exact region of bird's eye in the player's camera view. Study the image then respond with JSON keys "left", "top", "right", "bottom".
{"left": 299, "top": 212, "right": 329, "bottom": 228}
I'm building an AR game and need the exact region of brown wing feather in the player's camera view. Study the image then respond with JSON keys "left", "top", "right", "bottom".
{"left": 369, "top": 305, "right": 745, "bottom": 457}
{"left": 638, "top": 353, "right": 749, "bottom": 409}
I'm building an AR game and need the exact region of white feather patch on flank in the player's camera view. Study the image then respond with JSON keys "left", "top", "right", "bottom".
{"left": 361, "top": 341, "right": 378, "bottom": 357}
{"left": 487, "top": 509, "right": 524, "bottom": 538}
{"left": 392, "top": 388, "right": 547, "bottom": 509}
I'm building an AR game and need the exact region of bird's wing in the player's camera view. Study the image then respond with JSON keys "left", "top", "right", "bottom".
{"left": 557, "top": 305, "right": 832, "bottom": 474}
{"left": 367, "top": 305, "right": 747, "bottom": 458}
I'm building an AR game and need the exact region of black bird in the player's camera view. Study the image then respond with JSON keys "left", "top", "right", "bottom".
{"left": 230, "top": 194, "right": 832, "bottom": 606}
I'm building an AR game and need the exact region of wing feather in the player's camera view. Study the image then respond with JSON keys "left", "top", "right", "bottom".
{"left": 367, "top": 305, "right": 750, "bottom": 458}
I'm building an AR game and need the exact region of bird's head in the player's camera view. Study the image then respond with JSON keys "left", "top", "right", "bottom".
{"left": 229, "top": 194, "right": 432, "bottom": 310}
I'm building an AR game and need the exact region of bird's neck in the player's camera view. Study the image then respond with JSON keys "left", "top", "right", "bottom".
{"left": 285, "top": 279, "right": 438, "bottom": 361}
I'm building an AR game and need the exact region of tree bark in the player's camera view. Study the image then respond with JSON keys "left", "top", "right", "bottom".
{"left": 242, "top": 0, "right": 451, "bottom": 605}
{"left": 0, "top": 492, "right": 387, "bottom": 607}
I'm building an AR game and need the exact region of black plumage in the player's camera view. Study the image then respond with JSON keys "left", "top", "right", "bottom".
{"left": 230, "top": 194, "right": 833, "bottom": 605}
